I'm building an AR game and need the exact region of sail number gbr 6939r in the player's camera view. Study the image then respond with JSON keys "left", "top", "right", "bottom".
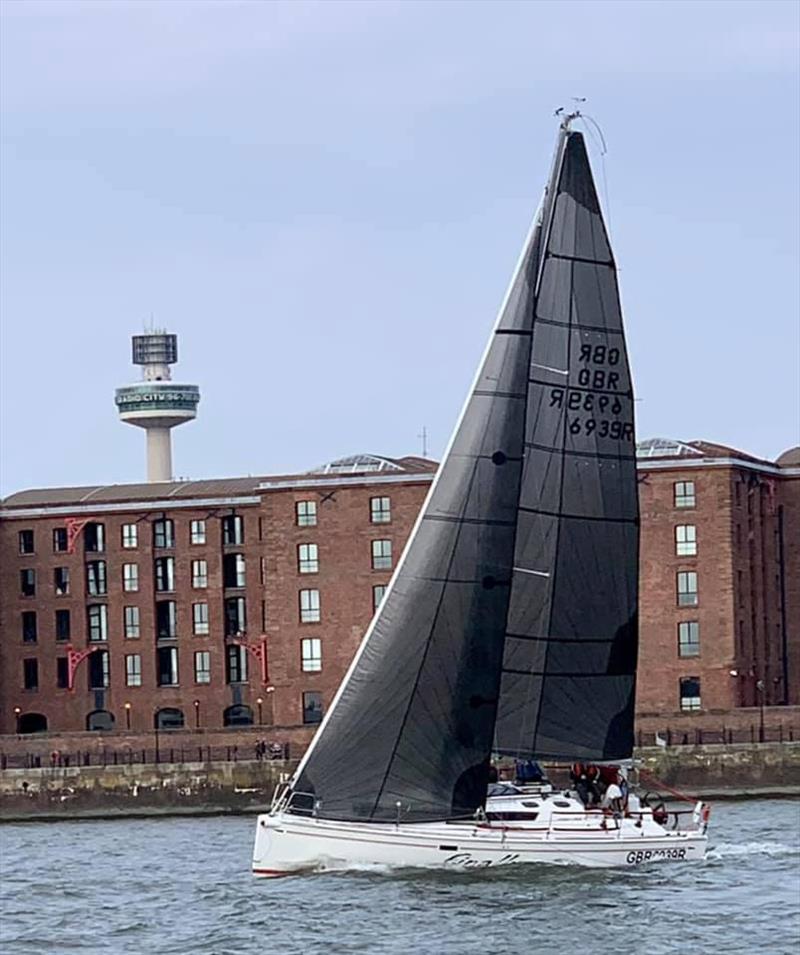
{"left": 547, "top": 341, "right": 634, "bottom": 442}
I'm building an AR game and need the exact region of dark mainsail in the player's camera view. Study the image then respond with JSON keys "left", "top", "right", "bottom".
{"left": 289, "top": 122, "right": 638, "bottom": 823}
{"left": 494, "top": 131, "right": 639, "bottom": 762}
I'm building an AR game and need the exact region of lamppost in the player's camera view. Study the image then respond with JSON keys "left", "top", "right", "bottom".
{"left": 256, "top": 697, "right": 263, "bottom": 725}
{"left": 13, "top": 706, "right": 21, "bottom": 734}
{"left": 124, "top": 702, "right": 132, "bottom": 731}
{"left": 755, "top": 679, "right": 766, "bottom": 743}
{"left": 194, "top": 699, "right": 201, "bottom": 729}
{"left": 154, "top": 711, "right": 161, "bottom": 764}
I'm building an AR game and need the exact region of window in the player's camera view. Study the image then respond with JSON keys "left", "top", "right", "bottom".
{"left": 301, "top": 637, "right": 322, "bottom": 672}
{"left": 194, "top": 650, "right": 211, "bottom": 684}
{"left": 678, "top": 621, "right": 700, "bottom": 658}
{"left": 299, "top": 589, "right": 321, "bottom": 623}
{"left": 223, "top": 553, "right": 246, "bottom": 588}
{"left": 55, "top": 609, "right": 70, "bottom": 641}
{"left": 224, "top": 597, "right": 247, "bottom": 635}
{"left": 122, "top": 523, "right": 138, "bottom": 549}
{"left": 20, "top": 569, "right": 36, "bottom": 597}
{"left": 23, "top": 658, "right": 39, "bottom": 690}
{"left": 54, "top": 566, "right": 70, "bottom": 596}
{"left": 296, "top": 500, "right": 317, "bottom": 527}
{"left": 674, "top": 481, "right": 696, "bottom": 509}
{"left": 193, "top": 602, "right": 209, "bottom": 635}
{"left": 125, "top": 654, "right": 142, "bottom": 687}
{"left": 680, "top": 677, "right": 701, "bottom": 712}
{"left": 86, "top": 709, "right": 114, "bottom": 731}
{"left": 371, "top": 539, "right": 392, "bottom": 570}
{"left": 153, "top": 519, "right": 175, "bottom": 549}
{"left": 122, "top": 563, "right": 139, "bottom": 593}
{"left": 56, "top": 657, "right": 69, "bottom": 689}
{"left": 86, "top": 561, "right": 107, "bottom": 596}
{"left": 675, "top": 524, "right": 697, "bottom": 557}
{"left": 297, "top": 543, "right": 318, "bottom": 574}
{"left": 157, "top": 647, "right": 179, "bottom": 686}
{"left": 190, "top": 519, "right": 206, "bottom": 545}
{"left": 226, "top": 644, "right": 248, "bottom": 684}
{"left": 18, "top": 529, "right": 34, "bottom": 554}
{"left": 22, "top": 611, "right": 37, "bottom": 643}
{"left": 222, "top": 514, "right": 244, "bottom": 546}
{"left": 156, "top": 601, "right": 177, "bottom": 639}
{"left": 124, "top": 606, "right": 140, "bottom": 639}
{"left": 372, "top": 584, "right": 387, "bottom": 612}
{"left": 303, "top": 691, "right": 323, "bottom": 724}
{"left": 677, "top": 571, "right": 698, "bottom": 606}
{"left": 87, "top": 605, "right": 108, "bottom": 642}
{"left": 370, "top": 496, "right": 391, "bottom": 524}
{"left": 53, "top": 527, "right": 68, "bottom": 552}
{"left": 88, "top": 650, "right": 110, "bottom": 689}
{"left": 192, "top": 559, "right": 208, "bottom": 589}
{"left": 154, "top": 556, "right": 175, "bottom": 592}
{"left": 155, "top": 707, "right": 184, "bottom": 729}
{"left": 84, "top": 522, "right": 105, "bottom": 553}
{"left": 223, "top": 704, "right": 253, "bottom": 726}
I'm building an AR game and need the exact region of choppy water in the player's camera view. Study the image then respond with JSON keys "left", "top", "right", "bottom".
{"left": 1, "top": 799, "right": 798, "bottom": 955}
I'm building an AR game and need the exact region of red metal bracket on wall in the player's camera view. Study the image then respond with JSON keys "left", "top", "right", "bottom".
{"left": 65, "top": 518, "right": 89, "bottom": 554}
{"left": 230, "top": 637, "right": 269, "bottom": 684}
{"left": 66, "top": 645, "right": 101, "bottom": 690}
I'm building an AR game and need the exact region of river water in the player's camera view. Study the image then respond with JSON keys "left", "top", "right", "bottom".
{"left": 1, "top": 799, "right": 798, "bottom": 955}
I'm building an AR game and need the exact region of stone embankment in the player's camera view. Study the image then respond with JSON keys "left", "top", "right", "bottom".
{"left": 0, "top": 743, "right": 797, "bottom": 822}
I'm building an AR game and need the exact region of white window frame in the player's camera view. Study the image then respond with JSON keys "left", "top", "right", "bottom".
{"left": 370, "top": 496, "right": 391, "bottom": 524}
{"left": 190, "top": 519, "right": 206, "bottom": 545}
{"left": 677, "top": 571, "right": 698, "bottom": 606}
{"left": 299, "top": 589, "right": 321, "bottom": 623}
{"left": 125, "top": 653, "right": 142, "bottom": 687}
{"left": 155, "top": 556, "right": 176, "bottom": 592}
{"left": 675, "top": 524, "right": 697, "bottom": 557}
{"left": 296, "top": 500, "right": 318, "bottom": 527}
{"left": 674, "top": 481, "right": 696, "bottom": 509}
{"left": 121, "top": 523, "right": 138, "bottom": 549}
{"left": 371, "top": 539, "right": 392, "bottom": 570}
{"left": 372, "top": 584, "right": 387, "bottom": 612}
{"left": 88, "top": 604, "right": 108, "bottom": 642}
{"left": 123, "top": 563, "right": 139, "bottom": 593}
{"left": 124, "top": 605, "right": 140, "bottom": 639}
{"left": 678, "top": 621, "right": 700, "bottom": 658}
{"left": 192, "top": 559, "right": 208, "bottom": 589}
{"left": 298, "top": 543, "right": 319, "bottom": 574}
{"left": 193, "top": 602, "right": 209, "bottom": 635}
{"left": 680, "top": 677, "right": 701, "bottom": 712}
{"left": 301, "top": 637, "right": 322, "bottom": 673}
{"left": 194, "top": 650, "right": 211, "bottom": 684}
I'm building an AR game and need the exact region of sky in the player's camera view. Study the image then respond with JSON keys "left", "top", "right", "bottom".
{"left": 1, "top": 0, "right": 798, "bottom": 496}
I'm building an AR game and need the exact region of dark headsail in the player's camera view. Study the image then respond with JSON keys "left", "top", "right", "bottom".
{"left": 290, "top": 196, "right": 551, "bottom": 823}
{"left": 494, "top": 131, "right": 639, "bottom": 761}
{"left": 289, "top": 121, "right": 638, "bottom": 823}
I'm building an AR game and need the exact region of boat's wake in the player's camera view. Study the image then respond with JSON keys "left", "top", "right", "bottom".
{"left": 707, "top": 841, "right": 798, "bottom": 860}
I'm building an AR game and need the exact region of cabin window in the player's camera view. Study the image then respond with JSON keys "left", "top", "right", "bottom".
{"left": 370, "top": 496, "right": 391, "bottom": 524}
{"left": 680, "top": 677, "right": 701, "bottom": 712}
{"left": 190, "top": 519, "right": 206, "bottom": 544}
{"left": 124, "top": 606, "right": 140, "bottom": 639}
{"left": 298, "top": 543, "right": 319, "bottom": 574}
{"left": 303, "top": 691, "right": 323, "bottom": 724}
{"left": 674, "top": 481, "right": 696, "bottom": 508}
{"left": 22, "top": 611, "right": 37, "bottom": 644}
{"left": 194, "top": 650, "right": 211, "bottom": 684}
{"left": 296, "top": 500, "right": 317, "bottom": 527}
{"left": 371, "top": 539, "right": 392, "bottom": 570}
{"left": 18, "top": 529, "right": 34, "bottom": 554}
{"left": 676, "top": 571, "right": 698, "bottom": 606}
{"left": 123, "top": 563, "right": 139, "bottom": 593}
{"left": 20, "top": 569, "right": 36, "bottom": 597}
{"left": 675, "top": 524, "right": 697, "bottom": 556}
{"left": 193, "top": 602, "right": 209, "bottom": 635}
{"left": 122, "top": 523, "right": 138, "bottom": 548}
{"left": 54, "top": 566, "right": 70, "bottom": 596}
{"left": 678, "top": 621, "right": 700, "bottom": 657}
{"left": 192, "top": 559, "right": 208, "bottom": 589}
{"left": 125, "top": 654, "right": 142, "bottom": 687}
{"left": 299, "top": 589, "right": 321, "bottom": 623}
{"left": 301, "top": 638, "right": 322, "bottom": 673}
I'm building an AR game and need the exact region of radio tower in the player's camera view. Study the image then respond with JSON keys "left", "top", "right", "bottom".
{"left": 115, "top": 331, "right": 200, "bottom": 482}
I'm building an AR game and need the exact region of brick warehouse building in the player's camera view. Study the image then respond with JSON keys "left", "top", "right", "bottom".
{"left": 0, "top": 443, "right": 798, "bottom": 743}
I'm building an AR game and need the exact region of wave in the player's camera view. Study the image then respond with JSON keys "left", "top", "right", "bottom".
{"left": 708, "top": 841, "right": 799, "bottom": 860}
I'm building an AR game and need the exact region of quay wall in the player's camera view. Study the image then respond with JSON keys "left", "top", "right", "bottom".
{"left": 1, "top": 743, "right": 798, "bottom": 821}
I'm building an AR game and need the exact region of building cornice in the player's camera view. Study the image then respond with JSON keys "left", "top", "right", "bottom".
{"left": 0, "top": 496, "right": 261, "bottom": 520}
{"left": 637, "top": 457, "right": 800, "bottom": 478}
{"left": 257, "top": 473, "right": 435, "bottom": 491}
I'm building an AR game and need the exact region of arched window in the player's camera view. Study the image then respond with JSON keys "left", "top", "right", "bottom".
{"left": 86, "top": 710, "right": 115, "bottom": 732}
{"left": 223, "top": 704, "right": 253, "bottom": 727}
{"left": 155, "top": 707, "right": 185, "bottom": 730}
{"left": 18, "top": 713, "right": 47, "bottom": 734}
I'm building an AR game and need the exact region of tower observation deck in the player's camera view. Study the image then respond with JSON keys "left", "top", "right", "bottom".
{"left": 115, "top": 332, "right": 200, "bottom": 482}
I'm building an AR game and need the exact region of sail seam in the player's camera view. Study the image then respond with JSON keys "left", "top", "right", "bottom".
{"left": 528, "top": 379, "right": 633, "bottom": 398}
{"left": 547, "top": 251, "right": 614, "bottom": 267}
{"left": 525, "top": 440, "right": 635, "bottom": 461}
{"left": 503, "top": 668, "right": 623, "bottom": 678}
{"left": 533, "top": 316, "right": 625, "bottom": 334}
{"left": 506, "top": 632, "right": 619, "bottom": 645}
{"left": 517, "top": 505, "right": 638, "bottom": 524}
{"left": 495, "top": 329, "right": 533, "bottom": 337}
{"left": 424, "top": 515, "right": 516, "bottom": 528}
{"left": 473, "top": 389, "right": 527, "bottom": 399}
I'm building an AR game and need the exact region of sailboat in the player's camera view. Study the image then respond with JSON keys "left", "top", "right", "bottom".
{"left": 252, "top": 114, "right": 710, "bottom": 876}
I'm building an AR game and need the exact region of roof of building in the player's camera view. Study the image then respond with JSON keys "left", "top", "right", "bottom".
{"left": 0, "top": 455, "right": 438, "bottom": 510}
{"left": 636, "top": 438, "right": 783, "bottom": 466}
{"left": 776, "top": 446, "right": 800, "bottom": 468}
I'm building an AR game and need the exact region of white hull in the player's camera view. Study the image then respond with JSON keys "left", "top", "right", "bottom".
{"left": 252, "top": 805, "right": 708, "bottom": 877}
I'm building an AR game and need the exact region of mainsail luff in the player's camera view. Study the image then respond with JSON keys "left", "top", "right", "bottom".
{"left": 495, "top": 130, "right": 639, "bottom": 761}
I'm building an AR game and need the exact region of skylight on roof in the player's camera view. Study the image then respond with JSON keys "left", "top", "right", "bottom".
{"left": 310, "top": 454, "right": 403, "bottom": 475}
{"left": 636, "top": 438, "right": 703, "bottom": 459}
